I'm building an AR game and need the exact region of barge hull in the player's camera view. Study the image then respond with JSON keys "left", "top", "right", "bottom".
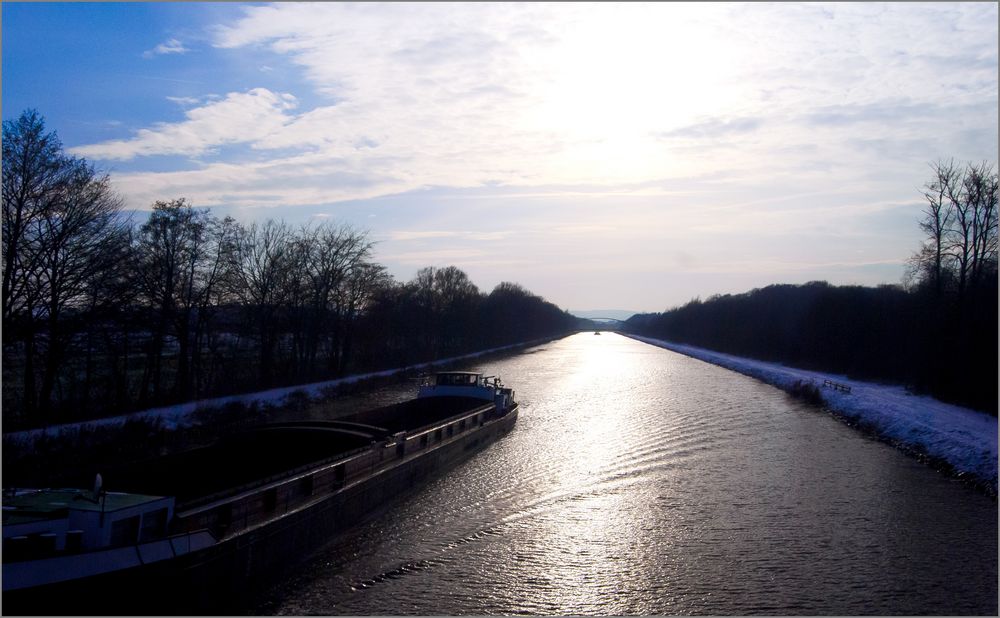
{"left": 3, "top": 406, "right": 518, "bottom": 615}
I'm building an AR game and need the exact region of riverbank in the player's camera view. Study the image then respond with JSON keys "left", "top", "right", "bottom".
{"left": 3, "top": 336, "right": 557, "bottom": 445}
{"left": 625, "top": 334, "right": 998, "bottom": 494}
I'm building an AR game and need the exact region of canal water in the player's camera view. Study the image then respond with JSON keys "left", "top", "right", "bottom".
{"left": 255, "top": 333, "right": 997, "bottom": 615}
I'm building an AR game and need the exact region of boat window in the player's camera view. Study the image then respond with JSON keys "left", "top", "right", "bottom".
{"left": 215, "top": 504, "right": 233, "bottom": 536}
{"left": 65, "top": 530, "right": 84, "bottom": 552}
{"left": 299, "top": 475, "right": 314, "bottom": 497}
{"left": 4, "top": 536, "right": 29, "bottom": 560}
{"left": 110, "top": 515, "right": 140, "bottom": 547}
{"left": 420, "top": 434, "right": 428, "bottom": 448}
{"left": 139, "top": 508, "right": 168, "bottom": 542}
{"left": 436, "top": 373, "right": 480, "bottom": 386}
{"left": 263, "top": 487, "right": 278, "bottom": 512}
{"left": 34, "top": 533, "right": 57, "bottom": 555}
{"left": 435, "top": 428, "right": 443, "bottom": 442}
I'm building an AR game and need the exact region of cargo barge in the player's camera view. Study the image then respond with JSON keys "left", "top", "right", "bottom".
{"left": 2, "top": 372, "right": 518, "bottom": 614}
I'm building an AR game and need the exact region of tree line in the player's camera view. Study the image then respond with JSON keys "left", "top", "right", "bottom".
{"left": 2, "top": 110, "right": 579, "bottom": 430}
{"left": 626, "top": 160, "right": 998, "bottom": 414}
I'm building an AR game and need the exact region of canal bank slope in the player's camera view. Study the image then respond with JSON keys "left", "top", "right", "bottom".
{"left": 3, "top": 336, "right": 557, "bottom": 445}
{"left": 625, "top": 334, "right": 998, "bottom": 494}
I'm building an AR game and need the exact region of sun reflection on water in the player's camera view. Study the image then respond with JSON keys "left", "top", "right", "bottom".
{"left": 501, "top": 334, "right": 683, "bottom": 614}
{"left": 264, "top": 333, "right": 999, "bottom": 616}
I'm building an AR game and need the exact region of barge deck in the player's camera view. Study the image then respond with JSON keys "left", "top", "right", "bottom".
{"left": 3, "top": 372, "right": 518, "bottom": 614}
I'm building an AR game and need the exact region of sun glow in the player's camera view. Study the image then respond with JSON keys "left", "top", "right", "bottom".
{"left": 521, "top": 4, "right": 748, "bottom": 183}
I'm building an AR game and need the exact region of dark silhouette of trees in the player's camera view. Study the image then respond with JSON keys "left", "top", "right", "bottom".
{"left": 628, "top": 160, "right": 997, "bottom": 414}
{"left": 133, "top": 200, "right": 236, "bottom": 403}
{"left": 0, "top": 108, "right": 663, "bottom": 433}
{"left": 227, "top": 219, "right": 297, "bottom": 385}
{"left": 3, "top": 109, "right": 73, "bottom": 419}
{"left": 914, "top": 160, "right": 959, "bottom": 298}
{"left": 908, "top": 160, "right": 998, "bottom": 301}
{"left": 420, "top": 266, "right": 482, "bottom": 355}
{"left": 282, "top": 222, "right": 376, "bottom": 379}
{"left": 481, "top": 281, "right": 575, "bottom": 347}
{"left": 905, "top": 160, "right": 998, "bottom": 411}
{"left": 2, "top": 110, "right": 132, "bottom": 423}
{"left": 357, "top": 272, "right": 576, "bottom": 369}
{"left": 335, "top": 261, "right": 391, "bottom": 375}
{"left": 2, "top": 111, "right": 577, "bottom": 429}
{"left": 624, "top": 281, "right": 994, "bottom": 409}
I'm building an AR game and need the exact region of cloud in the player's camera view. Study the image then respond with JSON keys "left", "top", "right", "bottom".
{"left": 388, "top": 230, "right": 513, "bottom": 242}
{"left": 655, "top": 117, "right": 763, "bottom": 140}
{"left": 166, "top": 96, "right": 201, "bottom": 106}
{"left": 73, "top": 2, "right": 996, "bottom": 224}
{"left": 803, "top": 101, "right": 939, "bottom": 127}
{"left": 69, "top": 89, "right": 299, "bottom": 160}
{"left": 376, "top": 247, "right": 490, "bottom": 266}
{"left": 389, "top": 231, "right": 461, "bottom": 241}
{"left": 108, "top": 151, "right": 413, "bottom": 209}
{"left": 552, "top": 225, "right": 618, "bottom": 236}
{"left": 142, "top": 38, "right": 190, "bottom": 58}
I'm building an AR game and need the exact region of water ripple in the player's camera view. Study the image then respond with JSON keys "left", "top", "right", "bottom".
{"left": 259, "top": 333, "right": 998, "bottom": 616}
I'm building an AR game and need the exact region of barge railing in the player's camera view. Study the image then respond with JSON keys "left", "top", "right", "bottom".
{"left": 173, "top": 401, "right": 496, "bottom": 540}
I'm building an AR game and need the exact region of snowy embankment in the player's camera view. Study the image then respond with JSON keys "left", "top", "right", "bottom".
{"left": 626, "top": 334, "right": 998, "bottom": 493}
{"left": 4, "top": 338, "right": 549, "bottom": 444}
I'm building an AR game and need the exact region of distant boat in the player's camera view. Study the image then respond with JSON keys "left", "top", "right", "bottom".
{"left": 2, "top": 371, "right": 518, "bottom": 613}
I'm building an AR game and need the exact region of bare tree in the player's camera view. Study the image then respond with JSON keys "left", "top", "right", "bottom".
{"left": 911, "top": 160, "right": 998, "bottom": 300}
{"left": 133, "top": 199, "right": 230, "bottom": 401}
{"left": 915, "top": 160, "right": 959, "bottom": 296}
{"left": 191, "top": 215, "right": 240, "bottom": 393}
{"left": 329, "top": 247, "right": 381, "bottom": 374}
{"left": 227, "top": 219, "right": 296, "bottom": 384}
{"left": 3, "top": 111, "right": 133, "bottom": 420}
{"left": 963, "top": 161, "right": 999, "bottom": 292}
{"left": 320, "top": 225, "right": 374, "bottom": 374}
{"left": 2, "top": 110, "right": 63, "bottom": 416}
{"left": 34, "top": 167, "right": 130, "bottom": 417}
{"left": 433, "top": 265, "right": 480, "bottom": 307}
{"left": 941, "top": 161, "right": 998, "bottom": 301}
{"left": 405, "top": 266, "right": 482, "bottom": 354}
{"left": 77, "top": 220, "right": 136, "bottom": 413}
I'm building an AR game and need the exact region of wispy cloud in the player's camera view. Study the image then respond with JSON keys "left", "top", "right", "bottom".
{"left": 69, "top": 89, "right": 299, "bottom": 160}
{"left": 655, "top": 117, "right": 763, "bottom": 140}
{"left": 376, "top": 248, "right": 491, "bottom": 266}
{"left": 306, "top": 6, "right": 973, "bottom": 189}
{"left": 552, "top": 225, "right": 618, "bottom": 236}
{"left": 61, "top": 2, "right": 997, "bottom": 310}
{"left": 142, "top": 38, "right": 190, "bottom": 59}
{"left": 803, "top": 101, "right": 938, "bottom": 127}
{"left": 67, "top": 3, "right": 995, "bottom": 214}
{"left": 388, "top": 230, "right": 513, "bottom": 242}
{"left": 166, "top": 95, "right": 200, "bottom": 107}
{"left": 389, "top": 231, "right": 461, "bottom": 241}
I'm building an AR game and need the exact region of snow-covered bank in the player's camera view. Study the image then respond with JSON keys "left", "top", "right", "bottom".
{"left": 626, "top": 334, "right": 998, "bottom": 493}
{"left": 3, "top": 337, "right": 553, "bottom": 444}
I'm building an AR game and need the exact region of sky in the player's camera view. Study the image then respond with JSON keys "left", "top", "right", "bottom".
{"left": 2, "top": 2, "right": 997, "bottom": 314}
